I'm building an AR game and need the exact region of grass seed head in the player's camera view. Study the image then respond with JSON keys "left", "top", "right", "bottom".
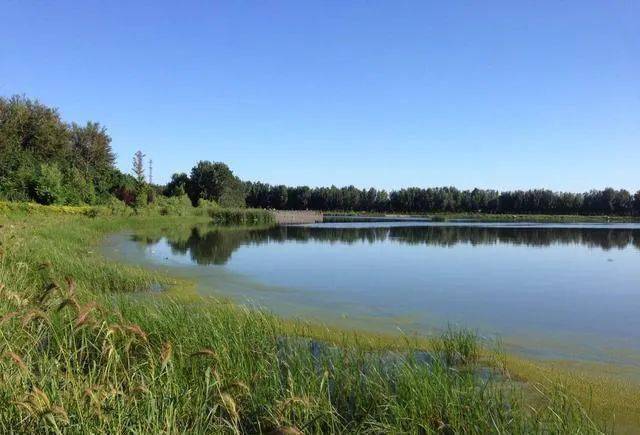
{"left": 124, "top": 324, "right": 148, "bottom": 342}
{"left": 57, "top": 297, "right": 80, "bottom": 313}
{"left": 4, "top": 351, "right": 29, "bottom": 372}
{"left": 190, "top": 348, "right": 216, "bottom": 358}
{"left": 223, "top": 381, "right": 251, "bottom": 397}
{"left": 21, "top": 308, "right": 50, "bottom": 327}
{"left": 268, "top": 427, "right": 304, "bottom": 435}
{"left": 160, "top": 341, "right": 173, "bottom": 369}
{"left": 74, "top": 302, "right": 98, "bottom": 328}
{"left": 220, "top": 392, "right": 239, "bottom": 422}
{"left": 36, "top": 282, "right": 58, "bottom": 305}
{"left": 64, "top": 276, "right": 76, "bottom": 296}
{"left": 0, "top": 311, "right": 19, "bottom": 325}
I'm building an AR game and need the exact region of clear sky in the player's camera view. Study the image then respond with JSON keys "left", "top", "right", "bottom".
{"left": 1, "top": 1, "right": 638, "bottom": 192}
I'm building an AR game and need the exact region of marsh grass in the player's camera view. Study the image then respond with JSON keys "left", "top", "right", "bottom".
{"left": 209, "top": 208, "right": 276, "bottom": 226}
{"left": 432, "top": 325, "right": 480, "bottom": 366}
{"left": 0, "top": 210, "right": 613, "bottom": 433}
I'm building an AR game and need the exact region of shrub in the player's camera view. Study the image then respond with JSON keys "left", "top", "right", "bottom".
{"left": 31, "top": 163, "right": 64, "bottom": 205}
{"left": 154, "top": 195, "right": 194, "bottom": 216}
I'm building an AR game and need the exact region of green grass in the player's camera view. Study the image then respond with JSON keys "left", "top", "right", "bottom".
{"left": 0, "top": 209, "right": 617, "bottom": 433}
{"left": 209, "top": 208, "right": 276, "bottom": 226}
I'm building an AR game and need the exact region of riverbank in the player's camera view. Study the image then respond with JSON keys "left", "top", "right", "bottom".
{"left": 326, "top": 211, "right": 640, "bottom": 223}
{"left": 0, "top": 209, "right": 636, "bottom": 432}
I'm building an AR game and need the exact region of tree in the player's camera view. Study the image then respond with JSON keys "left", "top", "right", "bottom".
{"left": 612, "top": 189, "right": 632, "bottom": 215}
{"left": 69, "top": 122, "right": 115, "bottom": 171}
{"left": 164, "top": 172, "right": 190, "bottom": 197}
{"left": 633, "top": 191, "right": 640, "bottom": 216}
{"left": 0, "top": 95, "right": 69, "bottom": 161}
{"left": 287, "top": 186, "right": 311, "bottom": 210}
{"left": 31, "top": 163, "right": 64, "bottom": 205}
{"left": 63, "top": 167, "right": 96, "bottom": 205}
{"left": 132, "top": 151, "right": 146, "bottom": 183}
{"left": 245, "top": 181, "right": 272, "bottom": 208}
{"left": 187, "top": 161, "right": 245, "bottom": 207}
{"left": 269, "top": 185, "right": 288, "bottom": 209}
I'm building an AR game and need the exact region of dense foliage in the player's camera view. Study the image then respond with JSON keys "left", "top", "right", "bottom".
{"left": 0, "top": 95, "right": 139, "bottom": 205}
{"left": 163, "top": 161, "right": 246, "bottom": 207}
{"left": 245, "top": 182, "right": 640, "bottom": 216}
{"left": 3, "top": 94, "right": 639, "bottom": 216}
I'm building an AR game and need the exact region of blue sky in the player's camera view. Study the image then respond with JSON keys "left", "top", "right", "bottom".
{"left": 1, "top": 1, "right": 638, "bottom": 191}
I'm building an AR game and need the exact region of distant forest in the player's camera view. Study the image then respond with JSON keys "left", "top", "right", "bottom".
{"left": 242, "top": 182, "right": 640, "bottom": 215}
{"left": 2, "top": 95, "right": 639, "bottom": 216}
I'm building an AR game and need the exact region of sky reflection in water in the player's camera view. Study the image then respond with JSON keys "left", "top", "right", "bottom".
{"left": 105, "top": 222, "right": 640, "bottom": 365}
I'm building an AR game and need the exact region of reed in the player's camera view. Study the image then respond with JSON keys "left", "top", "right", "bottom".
{"left": 209, "top": 208, "right": 276, "bottom": 226}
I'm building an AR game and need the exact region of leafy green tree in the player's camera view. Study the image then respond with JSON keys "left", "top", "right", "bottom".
{"left": 269, "top": 185, "right": 288, "bottom": 209}
{"left": 132, "top": 151, "right": 146, "bottom": 183}
{"left": 134, "top": 187, "right": 148, "bottom": 209}
{"left": 633, "top": 191, "right": 640, "bottom": 216}
{"left": 0, "top": 95, "right": 70, "bottom": 160}
{"left": 70, "top": 122, "right": 115, "bottom": 171}
{"left": 63, "top": 167, "right": 96, "bottom": 205}
{"left": 31, "top": 163, "right": 64, "bottom": 205}
{"left": 612, "top": 189, "right": 632, "bottom": 215}
{"left": 187, "top": 161, "right": 245, "bottom": 207}
{"left": 287, "top": 186, "right": 311, "bottom": 209}
{"left": 245, "top": 181, "right": 271, "bottom": 208}
{"left": 164, "top": 173, "right": 190, "bottom": 197}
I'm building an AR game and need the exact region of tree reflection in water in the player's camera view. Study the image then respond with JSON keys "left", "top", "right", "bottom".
{"left": 131, "top": 224, "right": 640, "bottom": 266}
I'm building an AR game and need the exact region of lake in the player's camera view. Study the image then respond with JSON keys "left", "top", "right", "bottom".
{"left": 103, "top": 221, "right": 640, "bottom": 366}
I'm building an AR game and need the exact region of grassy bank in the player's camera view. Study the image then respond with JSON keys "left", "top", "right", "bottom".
{"left": 0, "top": 209, "right": 627, "bottom": 433}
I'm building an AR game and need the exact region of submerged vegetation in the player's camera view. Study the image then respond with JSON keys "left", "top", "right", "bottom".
{"left": 0, "top": 208, "right": 625, "bottom": 433}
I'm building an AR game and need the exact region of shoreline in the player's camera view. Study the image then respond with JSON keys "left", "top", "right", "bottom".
{"left": 1, "top": 209, "right": 639, "bottom": 431}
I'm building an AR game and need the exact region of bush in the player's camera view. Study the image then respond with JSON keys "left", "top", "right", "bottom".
{"left": 134, "top": 188, "right": 148, "bottom": 209}
{"left": 0, "top": 201, "right": 93, "bottom": 216}
{"left": 31, "top": 163, "right": 64, "bottom": 205}
{"left": 101, "top": 197, "right": 132, "bottom": 216}
{"left": 62, "top": 168, "right": 96, "bottom": 205}
{"left": 154, "top": 195, "right": 194, "bottom": 216}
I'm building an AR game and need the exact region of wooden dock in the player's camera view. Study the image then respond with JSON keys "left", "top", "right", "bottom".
{"left": 272, "top": 210, "right": 323, "bottom": 225}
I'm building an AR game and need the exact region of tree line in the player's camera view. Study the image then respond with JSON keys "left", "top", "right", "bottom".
{"left": 135, "top": 225, "right": 640, "bottom": 266}
{"left": 0, "top": 95, "right": 142, "bottom": 205}
{"left": 2, "top": 94, "right": 639, "bottom": 215}
{"left": 242, "top": 182, "right": 640, "bottom": 216}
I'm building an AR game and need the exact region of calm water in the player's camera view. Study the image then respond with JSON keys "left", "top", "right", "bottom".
{"left": 103, "top": 222, "right": 640, "bottom": 365}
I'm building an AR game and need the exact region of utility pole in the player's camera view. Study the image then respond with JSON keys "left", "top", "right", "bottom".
{"left": 149, "top": 158, "right": 153, "bottom": 184}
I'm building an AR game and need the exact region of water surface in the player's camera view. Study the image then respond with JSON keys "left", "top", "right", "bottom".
{"left": 102, "top": 222, "right": 640, "bottom": 365}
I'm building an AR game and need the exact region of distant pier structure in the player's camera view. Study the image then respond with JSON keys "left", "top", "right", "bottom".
{"left": 272, "top": 210, "right": 323, "bottom": 225}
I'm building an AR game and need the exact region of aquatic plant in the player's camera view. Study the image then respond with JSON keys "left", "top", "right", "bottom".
{"left": 209, "top": 208, "right": 276, "bottom": 226}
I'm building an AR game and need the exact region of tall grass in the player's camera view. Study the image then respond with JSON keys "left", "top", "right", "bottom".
{"left": 209, "top": 208, "right": 275, "bottom": 226}
{"left": 0, "top": 211, "right": 613, "bottom": 433}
